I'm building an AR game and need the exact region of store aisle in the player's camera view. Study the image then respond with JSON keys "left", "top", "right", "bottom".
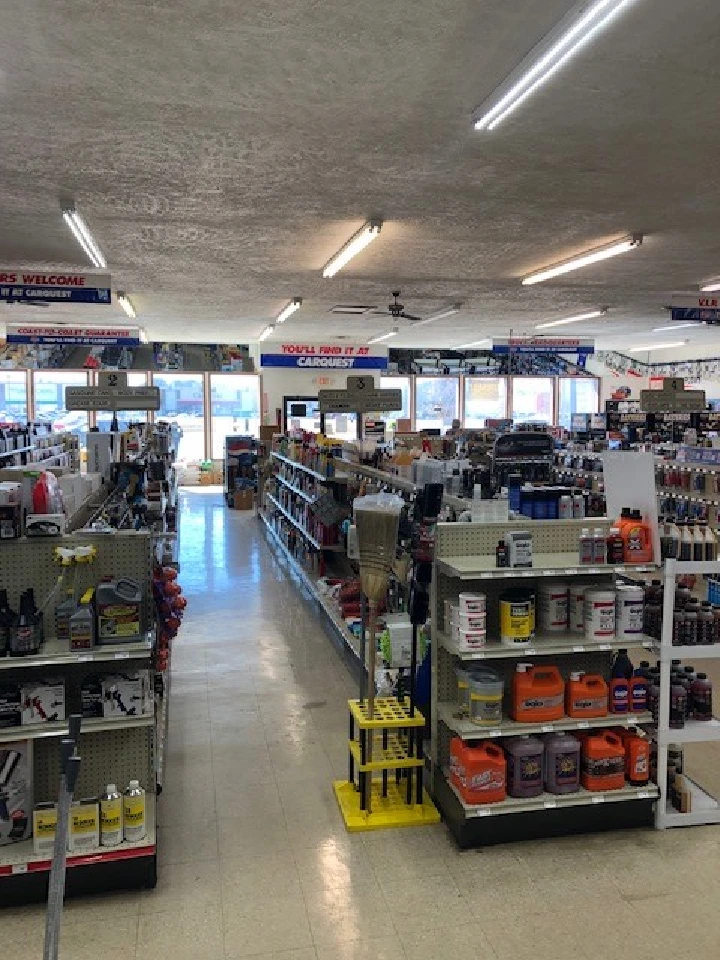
{"left": 5, "top": 489, "right": 720, "bottom": 960}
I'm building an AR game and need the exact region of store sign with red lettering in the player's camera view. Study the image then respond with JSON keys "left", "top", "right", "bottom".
{"left": 492, "top": 337, "right": 595, "bottom": 356}
{"left": 6, "top": 324, "right": 141, "bottom": 346}
{"left": 669, "top": 295, "right": 720, "bottom": 323}
{"left": 261, "top": 343, "right": 388, "bottom": 370}
{"left": 0, "top": 270, "right": 111, "bottom": 304}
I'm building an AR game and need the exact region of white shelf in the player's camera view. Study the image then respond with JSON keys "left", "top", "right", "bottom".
{"left": 653, "top": 643, "right": 720, "bottom": 661}
{"left": 0, "top": 714, "right": 155, "bottom": 743}
{"left": 266, "top": 493, "right": 343, "bottom": 552}
{"left": 657, "top": 777, "right": 720, "bottom": 828}
{"left": 436, "top": 552, "right": 658, "bottom": 580}
{"left": 271, "top": 451, "right": 333, "bottom": 482}
{"left": 439, "top": 630, "right": 653, "bottom": 661}
{"left": 445, "top": 774, "right": 658, "bottom": 818}
{"left": 0, "top": 794, "right": 156, "bottom": 875}
{"left": 0, "top": 632, "right": 153, "bottom": 671}
{"left": 656, "top": 489, "right": 720, "bottom": 506}
{"left": 657, "top": 718, "right": 720, "bottom": 744}
{"left": 438, "top": 701, "right": 652, "bottom": 740}
{"left": 275, "top": 472, "right": 317, "bottom": 503}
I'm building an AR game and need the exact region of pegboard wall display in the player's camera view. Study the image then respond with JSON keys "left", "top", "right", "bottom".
{"left": 435, "top": 517, "right": 611, "bottom": 560}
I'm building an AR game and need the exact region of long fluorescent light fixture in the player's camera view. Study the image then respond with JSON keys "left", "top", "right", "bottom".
{"left": 522, "top": 235, "right": 642, "bottom": 286}
{"left": 116, "top": 292, "right": 136, "bottom": 319}
{"left": 367, "top": 328, "right": 398, "bottom": 344}
{"left": 652, "top": 322, "right": 700, "bottom": 332}
{"left": 535, "top": 308, "right": 607, "bottom": 329}
{"left": 473, "top": 0, "right": 640, "bottom": 131}
{"left": 258, "top": 324, "right": 275, "bottom": 342}
{"left": 458, "top": 338, "right": 491, "bottom": 349}
{"left": 323, "top": 221, "right": 382, "bottom": 278}
{"left": 276, "top": 298, "right": 302, "bottom": 324}
{"left": 701, "top": 280, "right": 720, "bottom": 292}
{"left": 629, "top": 341, "right": 688, "bottom": 352}
{"left": 411, "top": 303, "right": 462, "bottom": 329}
{"left": 62, "top": 207, "right": 107, "bottom": 269}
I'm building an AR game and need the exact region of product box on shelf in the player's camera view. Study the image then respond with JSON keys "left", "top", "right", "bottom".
{"left": 234, "top": 488, "right": 254, "bottom": 510}
{"left": 0, "top": 502, "right": 21, "bottom": 539}
{"left": 81, "top": 676, "right": 103, "bottom": 719}
{"left": 21, "top": 679, "right": 65, "bottom": 725}
{"left": 68, "top": 798, "right": 100, "bottom": 852}
{"left": 33, "top": 801, "right": 57, "bottom": 856}
{"left": 0, "top": 739, "right": 33, "bottom": 846}
{"left": 102, "top": 672, "right": 152, "bottom": 718}
{"left": 25, "top": 513, "right": 66, "bottom": 537}
{"left": 0, "top": 684, "right": 22, "bottom": 728}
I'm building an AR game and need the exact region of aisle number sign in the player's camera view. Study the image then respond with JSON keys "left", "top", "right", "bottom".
{"left": 319, "top": 376, "right": 402, "bottom": 414}
{"left": 0, "top": 271, "right": 111, "bottom": 305}
{"left": 261, "top": 343, "right": 388, "bottom": 370}
{"left": 65, "top": 386, "right": 161, "bottom": 411}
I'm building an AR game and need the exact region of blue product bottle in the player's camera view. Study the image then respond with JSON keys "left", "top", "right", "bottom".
{"left": 611, "top": 648, "right": 634, "bottom": 680}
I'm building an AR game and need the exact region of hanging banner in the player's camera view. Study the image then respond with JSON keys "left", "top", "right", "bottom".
{"left": 0, "top": 270, "right": 111, "bottom": 304}
{"left": 6, "top": 325, "right": 141, "bottom": 346}
{"left": 261, "top": 343, "right": 388, "bottom": 370}
{"left": 492, "top": 337, "right": 594, "bottom": 356}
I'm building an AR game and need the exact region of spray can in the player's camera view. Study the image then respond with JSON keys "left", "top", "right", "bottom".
{"left": 123, "top": 780, "right": 146, "bottom": 842}
{"left": 99, "top": 783, "right": 123, "bottom": 846}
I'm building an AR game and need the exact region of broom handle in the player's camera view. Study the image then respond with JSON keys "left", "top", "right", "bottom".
{"left": 366, "top": 600, "right": 378, "bottom": 813}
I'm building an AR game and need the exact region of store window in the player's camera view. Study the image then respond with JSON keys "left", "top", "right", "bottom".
{"left": 33, "top": 371, "right": 89, "bottom": 438}
{"left": 210, "top": 374, "right": 261, "bottom": 458}
{"left": 511, "top": 377, "right": 554, "bottom": 425}
{"left": 415, "top": 377, "right": 459, "bottom": 433}
{"left": 0, "top": 371, "right": 28, "bottom": 422}
{"left": 464, "top": 378, "right": 507, "bottom": 428}
{"left": 154, "top": 373, "right": 205, "bottom": 462}
{"left": 96, "top": 373, "right": 150, "bottom": 432}
{"left": 557, "top": 377, "right": 600, "bottom": 429}
{"left": 380, "top": 376, "right": 411, "bottom": 432}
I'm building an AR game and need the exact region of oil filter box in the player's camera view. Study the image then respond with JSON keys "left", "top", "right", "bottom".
{"left": 0, "top": 739, "right": 33, "bottom": 846}
{"left": 33, "top": 802, "right": 57, "bottom": 856}
{"left": 68, "top": 798, "right": 100, "bottom": 852}
{"left": 21, "top": 679, "right": 65, "bottom": 725}
{"left": 81, "top": 676, "right": 104, "bottom": 719}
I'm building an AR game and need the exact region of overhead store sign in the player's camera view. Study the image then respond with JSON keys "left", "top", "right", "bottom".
{"left": 261, "top": 343, "right": 388, "bottom": 370}
{"left": 65, "top": 386, "right": 160, "bottom": 411}
{"left": 492, "top": 337, "right": 595, "bottom": 356}
{"left": 669, "top": 295, "right": 720, "bottom": 323}
{"left": 0, "top": 270, "right": 111, "bottom": 304}
{"left": 640, "top": 377, "right": 705, "bottom": 413}
{"left": 6, "top": 324, "right": 141, "bottom": 346}
{"left": 318, "top": 376, "right": 402, "bottom": 414}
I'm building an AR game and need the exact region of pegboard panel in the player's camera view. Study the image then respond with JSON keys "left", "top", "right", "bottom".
{"left": 0, "top": 531, "right": 154, "bottom": 636}
{"left": 435, "top": 518, "right": 611, "bottom": 560}
{"left": 33, "top": 725, "right": 153, "bottom": 803}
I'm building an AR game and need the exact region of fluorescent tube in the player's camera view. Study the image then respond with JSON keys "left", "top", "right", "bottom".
{"left": 651, "top": 323, "right": 700, "bottom": 333}
{"left": 258, "top": 325, "right": 275, "bottom": 342}
{"left": 323, "top": 221, "right": 382, "bottom": 278}
{"left": 629, "top": 341, "right": 688, "bottom": 352}
{"left": 367, "top": 329, "right": 398, "bottom": 344}
{"left": 116, "top": 293, "right": 136, "bottom": 319}
{"left": 474, "top": 0, "right": 640, "bottom": 131}
{"left": 276, "top": 298, "right": 302, "bottom": 324}
{"left": 62, "top": 207, "right": 107, "bottom": 269}
{"left": 535, "top": 309, "right": 606, "bottom": 329}
{"left": 522, "top": 235, "right": 642, "bottom": 285}
{"left": 701, "top": 281, "right": 720, "bottom": 292}
{"left": 411, "top": 304, "right": 462, "bottom": 329}
{"left": 458, "top": 339, "right": 491, "bottom": 349}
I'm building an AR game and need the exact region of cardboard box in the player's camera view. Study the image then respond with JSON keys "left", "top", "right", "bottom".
{"left": 0, "top": 739, "right": 33, "bottom": 845}
{"left": 21, "top": 679, "right": 66, "bottom": 725}
{"left": 0, "top": 684, "right": 22, "bottom": 728}
{"left": 33, "top": 803, "right": 57, "bottom": 856}
{"left": 234, "top": 489, "right": 255, "bottom": 510}
{"left": 199, "top": 472, "right": 213, "bottom": 486}
{"left": 102, "top": 672, "right": 152, "bottom": 718}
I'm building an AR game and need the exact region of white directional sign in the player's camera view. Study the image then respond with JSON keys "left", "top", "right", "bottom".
{"left": 318, "top": 375, "right": 402, "bottom": 414}
{"left": 65, "top": 386, "right": 161, "bottom": 411}
{"left": 640, "top": 377, "right": 705, "bottom": 414}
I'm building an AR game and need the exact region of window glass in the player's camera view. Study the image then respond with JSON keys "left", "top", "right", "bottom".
{"left": 415, "top": 377, "right": 459, "bottom": 433}
{"left": 511, "top": 377, "right": 554, "bottom": 425}
{"left": 380, "top": 376, "right": 411, "bottom": 432}
{"left": 96, "top": 373, "right": 149, "bottom": 432}
{"left": 558, "top": 378, "right": 600, "bottom": 429}
{"left": 154, "top": 373, "right": 205, "bottom": 461}
{"left": 210, "top": 374, "right": 261, "bottom": 458}
{"left": 33, "top": 372, "right": 89, "bottom": 438}
{"left": 464, "top": 378, "right": 507, "bottom": 427}
{"left": 0, "top": 371, "right": 28, "bottom": 422}
{"left": 325, "top": 413, "right": 358, "bottom": 443}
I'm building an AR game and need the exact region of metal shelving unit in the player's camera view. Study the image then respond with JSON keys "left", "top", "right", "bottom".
{"left": 265, "top": 492, "right": 343, "bottom": 552}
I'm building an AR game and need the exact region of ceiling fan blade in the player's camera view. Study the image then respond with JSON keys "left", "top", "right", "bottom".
{"left": 401, "top": 312, "right": 423, "bottom": 322}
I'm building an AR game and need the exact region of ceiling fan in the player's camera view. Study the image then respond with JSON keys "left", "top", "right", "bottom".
{"left": 370, "top": 290, "right": 462, "bottom": 327}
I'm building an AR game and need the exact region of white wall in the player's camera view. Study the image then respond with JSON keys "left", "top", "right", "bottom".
{"left": 585, "top": 358, "right": 649, "bottom": 404}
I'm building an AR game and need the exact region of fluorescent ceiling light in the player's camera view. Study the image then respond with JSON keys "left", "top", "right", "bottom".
{"left": 473, "top": 0, "right": 640, "bottom": 131}
{"left": 535, "top": 309, "right": 606, "bottom": 329}
{"left": 522, "top": 235, "right": 642, "bottom": 286}
{"left": 276, "top": 297, "right": 302, "bottom": 324}
{"left": 629, "top": 341, "right": 688, "bottom": 352}
{"left": 258, "top": 324, "right": 275, "bottom": 342}
{"left": 458, "top": 338, "right": 491, "bottom": 349}
{"left": 62, "top": 207, "right": 107, "bottom": 269}
{"left": 411, "top": 303, "right": 462, "bottom": 328}
{"left": 116, "top": 292, "right": 136, "bottom": 319}
{"left": 367, "top": 328, "right": 398, "bottom": 344}
{"left": 323, "top": 221, "right": 382, "bottom": 278}
{"left": 651, "top": 322, "right": 700, "bottom": 332}
{"left": 701, "top": 281, "right": 720, "bottom": 292}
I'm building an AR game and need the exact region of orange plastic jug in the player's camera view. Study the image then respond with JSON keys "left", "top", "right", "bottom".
{"left": 623, "top": 511, "right": 654, "bottom": 564}
{"left": 511, "top": 664, "right": 565, "bottom": 722}
{"left": 581, "top": 731, "right": 626, "bottom": 791}
{"left": 449, "top": 737, "right": 506, "bottom": 805}
{"left": 620, "top": 730, "right": 650, "bottom": 785}
{"left": 565, "top": 672, "right": 608, "bottom": 718}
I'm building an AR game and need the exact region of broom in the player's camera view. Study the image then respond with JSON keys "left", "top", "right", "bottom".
{"left": 354, "top": 493, "right": 403, "bottom": 812}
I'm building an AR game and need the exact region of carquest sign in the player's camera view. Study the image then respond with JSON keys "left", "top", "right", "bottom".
{"left": 261, "top": 343, "right": 388, "bottom": 370}
{"left": 6, "top": 324, "right": 141, "bottom": 346}
{"left": 0, "top": 270, "right": 111, "bottom": 305}
{"left": 492, "top": 337, "right": 595, "bottom": 356}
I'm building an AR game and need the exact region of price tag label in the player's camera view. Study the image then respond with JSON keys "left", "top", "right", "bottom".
{"left": 11, "top": 864, "right": 28, "bottom": 875}
{"left": 565, "top": 569, "right": 577, "bottom": 575}
{"left": 591, "top": 795, "right": 605, "bottom": 804}
{"left": 637, "top": 790, "right": 651, "bottom": 800}
{"left": 600, "top": 644, "right": 611, "bottom": 651}
{"left": 487, "top": 729, "right": 501, "bottom": 738}
{"left": 76, "top": 655, "right": 92, "bottom": 662}
{"left": 476, "top": 808, "right": 493, "bottom": 817}
{"left": 572, "top": 645, "right": 586, "bottom": 653}
{"left": 526, "top": 648, "right": 537, "bottom": 655}
{"left": 588, "top": 568, "right": 601, "bottom": 575}
{"left": 520, "top": 570, "right": 534, "bottom": 577}
{"left": 541, "top": 724, "right": 554, "bottom": 733}
{"left": 578, "top": 720, "right": 590, "bottom": 729}
{"left": 480, "top": 573, "right": 491, "bottom": 579}
{"left": 114, "top": 652, "right": 130, "bottom": 660}
{"left": 544, "top": 799, "right": 558, "bottom": 809}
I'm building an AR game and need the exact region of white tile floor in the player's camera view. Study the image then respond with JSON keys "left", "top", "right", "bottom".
{"left": 5, "top": 488, "right": 720, "bottom": 959}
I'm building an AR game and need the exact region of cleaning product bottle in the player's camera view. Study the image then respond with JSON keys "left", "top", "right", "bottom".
{"left": 629, "top": 671, "right": 649, "bottom": 713}
{"left": 55, "top": 589, "right": 78, "bottom": 643}
{"left": 621, "top": 731, "right": 650, "bottom": 785}
{"left": 579, "top": 528, "right": 594, "bottom": 565}
{"left": 592, "top": 528, "right": 607, "bottom": 564}
{"left": 544, "top": 732, "right": 580, "bottom": 794}
{"left": 624, "top": 510, "right": 653, "bottom": 564}
{"left": 565, "top": 672, "right": 608, "bottom": 718}
{"left": 606, "top": 527, "right": 624, "bottom": 565}
{"left": 609, "top": 648, "right": 633, "bottom": 714}
{"left": 511, "top": 665, "right": 565, "bottom": 722}
{"left": 505, "top": 736, "right": 544, "bottom": 798}
{"left": 611, "top": 648, "right": 634, "bottom": 680}
{"left": 69, "top": 589, "right": 96, "bottom": 651}
{"left": 581, "top": 731, "right": 626, "bottom": 791}
{"left": 449, "top": 738, "right": 506, "bottom": 805}
{"left": 123, "top": 780, "right": 146, "bottom": 842}
{"left": 99, "top": 784, "right": 123, "bottom": 846}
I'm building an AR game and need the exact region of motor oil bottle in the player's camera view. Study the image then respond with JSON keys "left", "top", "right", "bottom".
{"left": 69, "top": 589, "right": 96, "bottom": 651}
{"left": 620, "top": 731, "right": 650, "bottom": 786}
{"left": 123, "top": 780, "right": 146, "bottom": 842}
{"left": 691, "top": 673, "right": 713, "bottom": 721}
{"left": 99, "top": 784, "right": 123, "bottom": 846}
{"left": 0, "top": 589, "right": 15, "bottom": 657}
{"left": 55, "top": 589, "right": 77, "bottom": 642}
{"left": 449, "top": 738, "right": 506, "bottom": 805}
{"left": 629, "top": 672, "right": 649, "bottom": 713}
{"left": 511, "top": 664, "right": 564, "bottom": 722}
{"left": 581, "top": 731, "right": 626, "bottom": 791}
{"left": 566, "top": 672, "right": 608, "bottom": 718}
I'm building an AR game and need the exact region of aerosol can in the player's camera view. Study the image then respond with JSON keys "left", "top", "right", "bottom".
{"left": 99, "top": 783, "right": 123, "bottom": 846}
{"left": 123, "top": 780, "right": 146, "bottom": 842}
